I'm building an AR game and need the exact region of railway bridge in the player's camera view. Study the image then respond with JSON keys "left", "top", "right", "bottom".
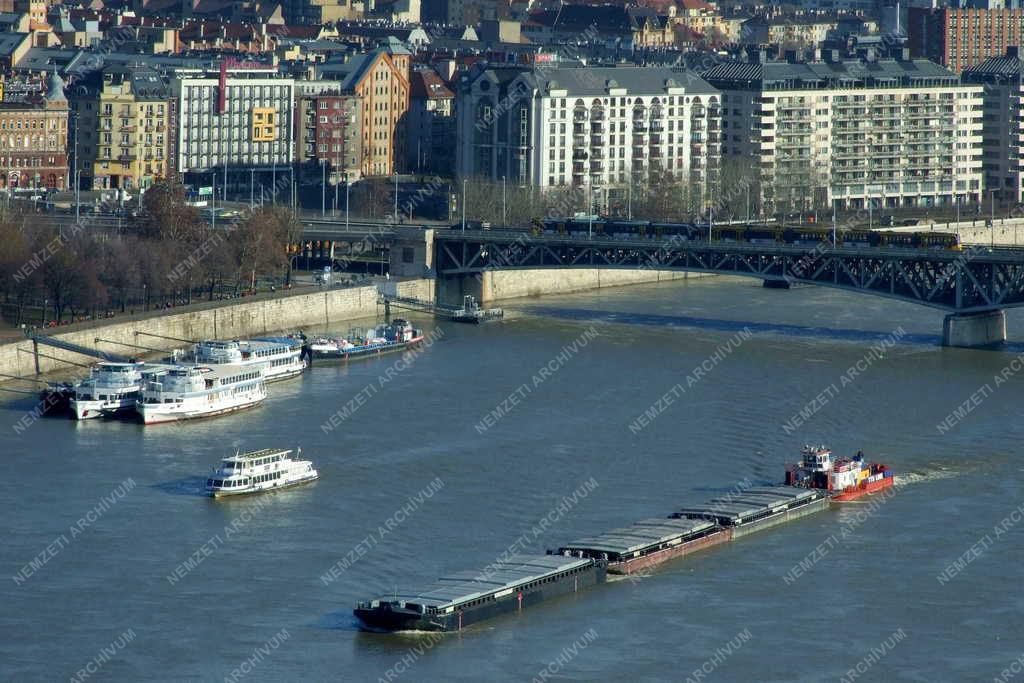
{"left": 433, "top": 230, "right": 1024, "bottom": 348}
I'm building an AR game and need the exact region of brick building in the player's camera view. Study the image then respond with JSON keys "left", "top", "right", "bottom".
{"left": 0, "top": 70, "right": 69, "bottom": 191}
{"left": 909, "top": 7, "right": 1024, "bottom": 72}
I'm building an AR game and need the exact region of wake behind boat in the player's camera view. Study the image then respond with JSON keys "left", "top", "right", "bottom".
{"left": 206, "top": 447, "right": 318, "bottom": 497}
{"left": 310, "top": 319, "right": 423, "bottom": 361}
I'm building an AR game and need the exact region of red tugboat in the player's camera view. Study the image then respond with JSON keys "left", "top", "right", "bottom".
{"left": 786, "top": 445, "right": 894, "bottom": 502}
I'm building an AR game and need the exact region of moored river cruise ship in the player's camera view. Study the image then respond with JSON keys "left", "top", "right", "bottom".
{"left": 182, "top": 338, "right": 306, "bottom": 382}
{"left": 206, "top": 448, "right": 318, "bottom": 497}
{"left": 70, "top": 361, "right": 173, "bottom": 420}
{"left": 137, "top": 365, "right": 267, "bottom": 424}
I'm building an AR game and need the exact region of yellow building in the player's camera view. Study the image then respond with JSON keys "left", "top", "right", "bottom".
{"left": 91, "top": 65, "right": 170, "bottom": 191}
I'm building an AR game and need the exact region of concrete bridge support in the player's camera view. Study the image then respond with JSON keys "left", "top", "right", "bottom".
{"left": 943, "top": 310, "right": 1007, "bottom": 348}
{"left": 437, "top": 273, "right": 485, "bottom": 307}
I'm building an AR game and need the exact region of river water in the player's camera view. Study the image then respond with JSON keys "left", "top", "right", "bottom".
{"left": 3, "top": 275, "right": 1024, "bottom": 682}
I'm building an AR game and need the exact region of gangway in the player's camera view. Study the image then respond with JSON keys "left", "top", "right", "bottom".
{"left": 24, "top": 330, "right": 128, "bottom": 362}
{"left": 376, "top": 285, "right": 502, "bottom": 323}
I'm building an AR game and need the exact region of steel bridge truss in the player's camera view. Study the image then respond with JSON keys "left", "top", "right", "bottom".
{"left": 434, "top": 232, "right": 1024, "bottom": 313}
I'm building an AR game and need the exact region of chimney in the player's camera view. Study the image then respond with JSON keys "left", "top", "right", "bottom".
{"left": 901, "top": 47, "right": 911, "bottom": 61}
{"left": 1008, "top": 45, "right": 1020, "bottom": 58}
{"left": 784, "top": 49, "right": 798, "bottom": 64}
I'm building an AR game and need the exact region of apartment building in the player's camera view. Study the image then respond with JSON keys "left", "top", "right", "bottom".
{"left": 407, "top": 67, "right": 454, "bottom": 174}
{"left": 318, "top": 44, "right": 410, "bottom": 177}
{"left": 0, "top": 70, "right": 68, "bottom": 190}
{"left": 170, "top": 65, "right": 295, "bottom": 187}
{"left": 86, "top": 65, "right": 171, "bottom": 191}
{"left": 295, "top": 80, "right": 362, "bottom": 184}
{"left": 702, "top": 53, "right": 983, "bottom": 212}
{"left": 908, "top": 6, "right": 1024, "bottom": 72}
{"left": 455, "top": 65, "right": 721, "bottom": 210}
{"left": 963, "top": 47, "right": 1024, "bottom": 201}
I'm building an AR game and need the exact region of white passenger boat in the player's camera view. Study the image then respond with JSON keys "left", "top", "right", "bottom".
{"left": 70, "top": 362, "right": 174, "bottom": 420}
{"left": 206, "top": 447, "right": 318, "bottom": 497}
{"left": 184, "top": 337, "right": 306, "bottom": 382}
{"left": 137, "top": 365, "right": 267, "bottom": 424}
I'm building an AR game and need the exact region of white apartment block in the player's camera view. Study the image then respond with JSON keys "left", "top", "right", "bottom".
{"left": 703, "top": 54, "right": 983, "bottom": 212}
{"left": 456, "top": 65, "right": 721, "bottom": 210}
{"left": 171, "top": 68, "right": 295, "bottom": 178}
{"left": 963, "top": 48, "right": 1024, "bottom": 203}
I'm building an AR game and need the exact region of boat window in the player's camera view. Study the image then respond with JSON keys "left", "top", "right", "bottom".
{"left": 207, "top": 479, "right": 213, "bottom": 486}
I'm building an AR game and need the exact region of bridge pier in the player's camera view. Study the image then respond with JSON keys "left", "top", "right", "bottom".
{"left": 942, "top": 310, "right": 1006, "bottom": 348}
{"left": 437, "top": 273, "right": 486, "bottom": 307}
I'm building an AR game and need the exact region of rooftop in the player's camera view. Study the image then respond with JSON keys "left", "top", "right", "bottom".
{"left": 701, "top": 57, "right": 960, "bottom": 90}
{"left": 371, "top": 554, "right": 592, "bottom": 609}
{"left": 561, "top": 517, "right": 715, "bottom": 556}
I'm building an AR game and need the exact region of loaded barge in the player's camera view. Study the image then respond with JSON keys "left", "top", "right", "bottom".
{"left": 557, "top": 517, "right": 730, "bottom": 575}
{"left": 354, "top": 554, "right": 604, "bottom": 632}
{"left": 674, "top": 485, "right": 829, "bottom": 540}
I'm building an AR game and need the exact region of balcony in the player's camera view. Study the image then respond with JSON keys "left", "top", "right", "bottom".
{"left": 591, "top": 123, "right": 604, "bottom": 135}
{"left": 633, "top": 123, "right": 647, "bottom": 133}
{"left": 590, "top": 134, "right": 605, "bottom": 146}
{"left": 590, "top": 110, "right": 604, "bottom": 121}
{"left": 572, "top": 149, "right": 588, "bottom": 160}
{"left": 589, "top": 161, "right": 603, "bottom": 172}
{"left": 573, "top": 112, "right": 587, "bottom": 122}
{"left": 650, "top": 122, "right": 664, "bottom": 132}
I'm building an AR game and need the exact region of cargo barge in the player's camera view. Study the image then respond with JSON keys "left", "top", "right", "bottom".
{"left": 674, "top": 485, "right": 829, "bottom": 540}
{"left": 557, "top": 517, "right": 731, "bottom": 575}
{"left": 786, "top": 445, "right": 894, "bottom": 502}
{"left": 309, "top": 319, "right": 424, "bottom": 361}
{"left": 354, "top": 554, "right": 604, "bottom": 632}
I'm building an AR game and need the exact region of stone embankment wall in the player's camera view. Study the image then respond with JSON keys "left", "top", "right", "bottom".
{"left": 0, "top": 279, "right": 434, "bottom": 381}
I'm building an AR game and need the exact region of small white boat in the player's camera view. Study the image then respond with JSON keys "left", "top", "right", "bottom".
{"left": 206, "top": 447, "right": 318, "bottom": 497}
{"left": 137, "top": 365, "right": 266, "bottom": 424}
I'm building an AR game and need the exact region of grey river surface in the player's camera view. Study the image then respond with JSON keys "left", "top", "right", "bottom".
{"left": 3, "top": 275, "right": 1024, "bottom": 682}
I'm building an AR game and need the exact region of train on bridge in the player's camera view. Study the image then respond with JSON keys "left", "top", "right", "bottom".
{"left": 534, "top": 217, "right": 962, "bottom": 250}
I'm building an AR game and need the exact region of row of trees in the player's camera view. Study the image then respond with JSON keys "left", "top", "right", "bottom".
{"left": 0, "top": 181, "right": 302, "bottom": 328}
{"left": 460, "top": 159, "right": 767, "bottom": 226}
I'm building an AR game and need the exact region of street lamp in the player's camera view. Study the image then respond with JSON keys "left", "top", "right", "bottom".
{"left": 72, "top": 111, "right": 80, "bottom": 224}
{"left": 461, "top": 178, "right": 466, "bottom": 232}
{"left": 321, "top": 159, "right": 326, "bottom": 216}
{"left": 393, "top": 172, "right": 399, "bottom": 223}
{"left": 345, "top": 173, "right": 350, "bottom": 232}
